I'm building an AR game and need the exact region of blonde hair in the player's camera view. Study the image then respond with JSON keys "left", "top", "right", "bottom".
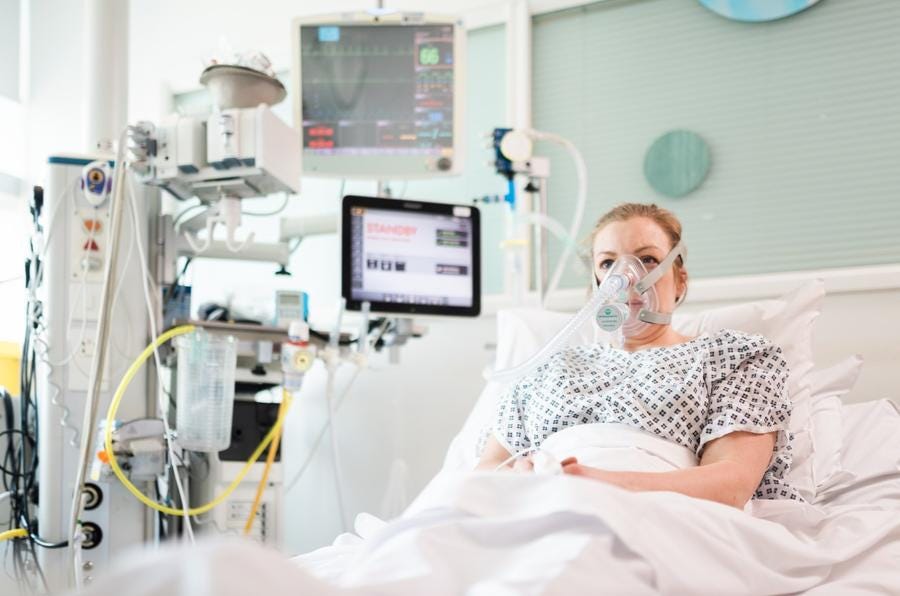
{"left": 589, "top": 202, "right": 688, "bottom": 303}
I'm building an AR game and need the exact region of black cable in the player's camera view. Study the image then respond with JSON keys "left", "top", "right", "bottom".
{"left": 1, "top": 391, "right": 14, "bottom": 491}
{"left": 162, "top": 257, "right": 193, "bottom": 315}
{"left": 154, "top": 480, "right": 165, "bottom": 540}
{"left": 26, "top": 534, "right": 67, "bottom": 549}
{"left": 4, "top": 220, "right": 37, "bottom": 593}
{"left": 26, "top": 538, "right": 48, "bottom": 591}
{"left": 0, "top": 430, "right": 34, "bottom": 476}
{"left": 307, "top": 318, "right": 390, "bottom": 346}
{"left": 8, "top": 214, "right": 54, "bottom": 593}
{"left": 309, "top": 329, "right": 358, "bottom": 346}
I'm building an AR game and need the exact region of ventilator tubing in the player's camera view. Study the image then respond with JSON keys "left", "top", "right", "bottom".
{"left": 487, "top": 273, "right": 628, "bottom": 384}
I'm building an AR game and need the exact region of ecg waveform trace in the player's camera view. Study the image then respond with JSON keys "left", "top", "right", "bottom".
{"left": 300, "top": 24, "right": 455, "bottom": 156}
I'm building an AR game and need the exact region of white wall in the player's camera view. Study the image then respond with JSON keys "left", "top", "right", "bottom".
{"left": 812, "top": 289, "right": 900, "bottom": 404}
{"left": 25, "top": 0, "right": 85, "bottom": 177}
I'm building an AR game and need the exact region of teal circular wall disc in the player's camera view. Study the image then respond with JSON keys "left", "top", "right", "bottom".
{"left": 698, "top": 0, "right": 823, "bottom": 23}
{"left": 644, "top": 130, "right": 711, "bottom": 199}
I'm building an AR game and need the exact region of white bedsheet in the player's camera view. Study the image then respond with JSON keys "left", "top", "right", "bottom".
{"left": 292, "top": 471, "right": 900, "bottom": 594}
{"left": 289, "top": 399, "right": 900, "bottom": 594}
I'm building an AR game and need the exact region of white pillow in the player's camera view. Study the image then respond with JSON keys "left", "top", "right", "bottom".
{"left": 442, "top": 280, "right": 825, "bottom": 474}
{"left": 809, "top": 354, "right": 864, "bottom": 396}
{"left": 833, "top": 399, "right": 900, "bottom": 487}
{"left": 808, "top": 355, "right": 864, "bottom": 492}
{"left": 814, "top": 398, "right": 900, "bottom": 506}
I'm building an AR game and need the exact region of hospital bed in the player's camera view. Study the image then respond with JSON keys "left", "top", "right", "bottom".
{"left": 73, "top": 280, "right": 900, "bottom": 595}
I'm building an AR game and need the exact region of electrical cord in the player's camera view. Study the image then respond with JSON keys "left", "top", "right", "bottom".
{"left": 172, "top": 202, "right": 208, "bottom": 229}
{"left": 242, "top": 192, "right": 290, "bottom": 217}
{"left": 323, "top": 353, "right": 349, "bottom": 532}
{"left": 283, "top": 363, "right": 362, "bottom": 494}
{"left": 126, "top": 177, "right": 195, "bottom": 543}
{"left": 242, "top": 390, "right": 291, "bottom": 535}
{"left": 4, "top": 186, "right": 57, "bottom": 592}
{"left": 0, "top": 529, "right": 28, "bottom": 542}
{"left": 161, "top": 256, "right": 193, "bottom": 317}
{"left": 307, "top": 318, "right": 389, "bottom": 347}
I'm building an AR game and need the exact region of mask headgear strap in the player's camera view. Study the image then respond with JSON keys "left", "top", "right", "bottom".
{"left": 638, "top": 308, "right": 674, "bottom": 325}
{"left": 633, "top": 240, "right": 686, "bottom": 295}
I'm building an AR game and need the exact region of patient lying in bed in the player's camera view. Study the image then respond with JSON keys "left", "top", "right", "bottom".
{"left": 477, "top": 203, "right": 801, "bottom": 508}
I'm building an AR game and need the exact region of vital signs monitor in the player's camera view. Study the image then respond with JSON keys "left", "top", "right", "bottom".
{"left": 292, "top": 12, "right": 465, "bottom": 178}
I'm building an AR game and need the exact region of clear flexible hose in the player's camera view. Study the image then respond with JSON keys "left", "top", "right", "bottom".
{"left": 526, "top": 129, "right": 589, "bottom": 303}
{"left": 485, "top": 273, "right": 627, "bottom": 385}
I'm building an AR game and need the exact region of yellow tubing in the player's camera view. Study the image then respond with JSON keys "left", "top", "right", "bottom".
{"left": 104, "top": 324, "right": 290, "bottom": 517}
{"left": 243, "top": 389, "right": 291, "bottom": 534}
{"left": 0, "top": 528, "right": 28, "bottom": 542}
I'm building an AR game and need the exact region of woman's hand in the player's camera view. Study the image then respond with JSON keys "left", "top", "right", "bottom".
{"left": 560, "top": 457, "right": 623, "bottom": 486}
{"left": 474, "top": 437, "right": 537, "bottom": 472}
{"left": 511, "top": 454, "right": 534, "bottom": 473}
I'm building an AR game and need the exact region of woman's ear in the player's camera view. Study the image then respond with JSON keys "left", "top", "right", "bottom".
{"left": 676, "top": 268, "right": 688, "bottom": 304}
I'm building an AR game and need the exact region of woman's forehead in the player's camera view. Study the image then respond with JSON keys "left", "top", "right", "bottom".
{"left": 593, "top": 218, "right": 670, "bottom": 254}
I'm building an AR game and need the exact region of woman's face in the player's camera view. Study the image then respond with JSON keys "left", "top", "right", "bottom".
{"left": 591, "top": 217, "right": 686, "bottom": 317}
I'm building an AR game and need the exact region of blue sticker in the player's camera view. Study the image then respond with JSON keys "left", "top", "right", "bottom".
{"left": 318, "top": 26, "right": 340, "bottom": 42}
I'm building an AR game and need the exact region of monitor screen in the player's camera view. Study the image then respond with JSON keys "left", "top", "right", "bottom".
{"left": 293, "top": 15, "right": 464, "bottom": 178}
{"left": 342, "top": 195, "right": 480, "bottom": 317}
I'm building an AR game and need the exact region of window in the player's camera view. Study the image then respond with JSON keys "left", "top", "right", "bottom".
{"left": 0, "top": 0, "right": 20, "bottom": 101}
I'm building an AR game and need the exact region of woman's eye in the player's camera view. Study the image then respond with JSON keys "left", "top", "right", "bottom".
{"left": 597, "top": 259, "right": 614, "bottom": 270}
{"left": 640, "top": 255, "right": 659, "bottom": 267}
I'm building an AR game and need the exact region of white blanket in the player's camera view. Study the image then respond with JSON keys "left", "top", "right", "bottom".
{"left": 293, "top": 470, "right": 900, "bottom": 594}
{"left": 537, "top": 422, "right": 699, "bottom": 473}
{"left": 291, "top": 415, "right": 900, "bottom": 594}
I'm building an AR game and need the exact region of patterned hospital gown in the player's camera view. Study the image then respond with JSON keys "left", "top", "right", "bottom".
{"left": 491, "top": 328, "right": 801, "bottom": 501}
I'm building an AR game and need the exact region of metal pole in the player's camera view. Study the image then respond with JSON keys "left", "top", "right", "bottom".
{"left": 538, "top": 177, "right": 549, "bottom": 303}
{"left": 66, "top": 155, "right": 128, "bottom": 569}
{"left": 83, "top": 0, "right": 129, "bottom": 153}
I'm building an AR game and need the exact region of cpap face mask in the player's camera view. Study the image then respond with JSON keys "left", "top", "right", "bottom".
{"left": 486, "top": 240, "right": 686, "bottom": 385}
{"left": 594, "top": 240, "right": 686, "bottom": 339}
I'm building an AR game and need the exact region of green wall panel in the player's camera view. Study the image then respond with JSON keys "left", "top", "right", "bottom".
{"left": 532, "top": 0, "right": 900, "bottom": 287}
